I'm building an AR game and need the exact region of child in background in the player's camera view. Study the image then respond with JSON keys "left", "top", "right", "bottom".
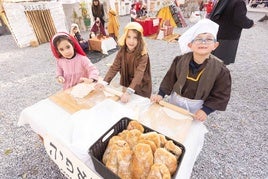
{"left": 89, "top": 17, "right": 107, "bottom": 38}
{"left": 107, "top": 9, "right": 120, "bottom": 41}
{"left": 151, "top": 19, "right": 231, "bottom": 121}
{"left": 130, "top": 3, "right": 137, "bottom": 22}
{"left": 70, "top": 23, "right": 89, "bottom": 52}
{"left": 91, "top": 0, "right": 105, "bottom": 27}
{"left": 50, "top": 32, "right": 99, "bottom": 90}
{"left": 95, "top": 22, "right": 152, "bottom": 103}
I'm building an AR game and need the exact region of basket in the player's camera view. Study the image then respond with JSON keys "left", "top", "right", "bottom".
{"left": 88, "top": 117, "right": 186, "bottom": 179}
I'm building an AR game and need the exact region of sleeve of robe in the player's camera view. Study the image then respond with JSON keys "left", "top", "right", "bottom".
{"left": 203, "top": 65, "right": 231, "bottom": 111}
{"left": 158, "top": 57, "right": 179, "bottom": 96}
{"left": 103, "top": 52, "right": 121, "bottom": 83}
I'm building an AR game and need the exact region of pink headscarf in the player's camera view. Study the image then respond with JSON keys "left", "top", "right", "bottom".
{"left": 50, "top": 32, "right": 86, "bottom": 59}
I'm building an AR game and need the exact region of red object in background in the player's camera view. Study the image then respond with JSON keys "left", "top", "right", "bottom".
{"left": 135, "top": 18, "right": 161, "bottom": 36}
{"left": 135, "top": 1, "right": 142, "bottom": 12}
{"left": 205, "top": 2, "right": 213, "bottom": 13}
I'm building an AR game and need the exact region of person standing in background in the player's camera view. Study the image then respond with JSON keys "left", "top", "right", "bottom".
{"left": 107, "top": 9, "right": 120, "bottom": 41}
{"left": 209, "top": 0, "right": 254, "bottom": 65}
{"left": 130, "top": 3, "right": 137, "bottom": 22}
{"left": 91, "top": 0, "right": 105, "bottom": 27}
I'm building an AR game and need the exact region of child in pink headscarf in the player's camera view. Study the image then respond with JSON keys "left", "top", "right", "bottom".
{"left": 50, "top": 32, "right": 99, "bottom": 90}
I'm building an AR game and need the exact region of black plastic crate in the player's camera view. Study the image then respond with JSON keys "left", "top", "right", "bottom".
{"left": 88, "top": 117, "right": 186, "bottom": 179}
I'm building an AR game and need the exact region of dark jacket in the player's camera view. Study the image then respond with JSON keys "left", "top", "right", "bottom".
{"left": 210, "top": 0, "right": 254, "bottom": 40}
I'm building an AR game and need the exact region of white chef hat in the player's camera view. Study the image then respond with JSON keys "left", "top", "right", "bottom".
{"left": 178, "top": 19, "right": 219, "bottom": 54}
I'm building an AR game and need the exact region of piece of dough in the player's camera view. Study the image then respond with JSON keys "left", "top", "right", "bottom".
{"left": 162, "top": 107, "right": 189, "bottom": 120}
{"left": 70, "top": 83, "right": 94, "bottom": 98}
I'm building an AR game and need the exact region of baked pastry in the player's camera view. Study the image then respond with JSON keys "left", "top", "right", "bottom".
{"left": 117, "top": 149, "right": 133, "bottom": 179}
{"left": 131, "top": 143, "right": 154, "bottom": 179}
{"left": 154, "top": 148, "right": 177, "bottom": 175}
{"left": 127, "top": 120, "right": 144, "bottom": 133}
{"left": 159, "top": 134, "right": 168, "bottom": 147}
{"left": 138, "top": 139, "right": 157, "bottom": 153}
{"left": 119, "top": 129, "right": 142, "bottom": 149}
{"left": 103, "top": 136, "right": 129, "bottom": 164}
{"left": 139, "top": 132, "right": 161, "bottom": 148}
{"left": 164, "top": 140, "right": 182, "bottom": 159}
{"left": 147, "top": 163, "right": 171, "bottom": 179}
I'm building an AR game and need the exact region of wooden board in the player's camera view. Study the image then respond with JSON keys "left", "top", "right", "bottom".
{"left": 49, "top": 88, "right": 119, "bottom": 114}
{"left": 138, "top": 103, "right": 192, "bottom": 143}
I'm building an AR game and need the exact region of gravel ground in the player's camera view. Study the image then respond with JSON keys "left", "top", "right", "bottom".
{"left": 0, "top": 12, "right": 267, "bottom": 179}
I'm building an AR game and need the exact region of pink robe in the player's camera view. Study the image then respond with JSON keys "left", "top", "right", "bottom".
{"left": 56, "top": 54, "right": 99, "bottom": 89}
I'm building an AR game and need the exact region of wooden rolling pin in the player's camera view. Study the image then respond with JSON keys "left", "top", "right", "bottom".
{"left": 159, "top": 100, "right": 195, "bottom": 118}
{"left": 104, "top": 86, "right": 123, "bottom": 97}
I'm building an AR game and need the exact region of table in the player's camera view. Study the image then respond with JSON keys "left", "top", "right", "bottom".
{"left": 135, "top": 17, "right": 161, "bottom": 36}
{"left": 18, "top": 85, "right": 208, "bottom": 179}
{"left": 88, "top": 36, "right": 117, "bottom": 54}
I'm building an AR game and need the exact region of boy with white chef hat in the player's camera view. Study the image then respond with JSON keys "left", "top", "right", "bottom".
{"left": 151, "top": 19, "right": 231, "bottom": 121}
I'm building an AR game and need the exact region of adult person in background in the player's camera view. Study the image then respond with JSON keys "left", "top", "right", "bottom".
{"left": 107, "top": 9, "right": 120, "bottom": 41}
{"left": 91, "top": 0, "right": 105, "bottom": 27}
{"left": 89, "top": 17, "right": 107, "bottom": 38}
{"left": 209, "top": 0, "right": 254, "bottom": 65}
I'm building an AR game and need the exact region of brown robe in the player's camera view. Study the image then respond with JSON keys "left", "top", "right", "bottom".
{"left": 159, "top": 52, "right": 231, "bottom": 111}
{"left": 104, "top": 48, "right": 152, "bottom": 98}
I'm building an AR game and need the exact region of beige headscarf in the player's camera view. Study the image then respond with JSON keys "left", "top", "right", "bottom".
{"left": 118, "top": 22, "right": 147, "bottom": 55}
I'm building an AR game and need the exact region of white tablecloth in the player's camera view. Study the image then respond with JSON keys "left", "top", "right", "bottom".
{"left": 101, "top": 37, "right": 117, "bottom": 55}
{"left": 18, "top": 96, "right": 207, "bottom": 179}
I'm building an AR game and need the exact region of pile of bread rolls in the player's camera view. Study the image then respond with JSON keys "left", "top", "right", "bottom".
{"left": 102, "top": 120, "right": 182, "bottom": 179}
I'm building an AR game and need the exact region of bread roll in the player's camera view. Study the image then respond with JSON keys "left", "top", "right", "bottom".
{"left": 139, "top": 132, "right": 161, "bottom": 148}
{"left": 131, "top": 143, "right": 154, "bottom": 179}
{"left": 119, "top": 129, "right": 142, "bottom": 149}
{"left": 147, "top": 163, "right": 171, "bottom": 179}
{"left": 103, "top": 136, "right": 129, "bottom": 164}
{"left": 154, "top": 148, "right": 177, "bottom": 175}
{"left": 117, "top": 149, "right": 133, "bottom": 179}
{"left": 164, "top": 140, "right": 182, "bottom": 159}
{"left": 127, "top": 120, "right": 144, "bottom": 133}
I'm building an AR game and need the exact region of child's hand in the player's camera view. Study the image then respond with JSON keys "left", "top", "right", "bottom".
{"left": 120, "top": 92, "right": 131, "bottom": 103}
{"left": 150, "top": 94, "right": 163, "bottom": 103}
{"left": 80, "top": 77, "right": 94, "bottom": 84}
{"left": 194, "top": 110, "right": 207, "bottom": 122}
{"left": 57, "top": 76, "right": 65, "bottom": 83}
{"left": 94, "top": 83, "right": 105, "bottom": 91}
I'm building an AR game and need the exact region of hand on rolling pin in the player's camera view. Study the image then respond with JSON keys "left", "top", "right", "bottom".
{"left": 150, "top": 94, "right": 163, "bottom": 103}
{"left": 194, "top": 110, "right": 207, "bottom": 122}
{"left": 120, "top": 92, "right": 131, "bottom": 103}
{"left": 57, "top": 76, "right": 65, "bottom": 84}
{"left": 94, "top": 83, "right": 105, "bottom": 91}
